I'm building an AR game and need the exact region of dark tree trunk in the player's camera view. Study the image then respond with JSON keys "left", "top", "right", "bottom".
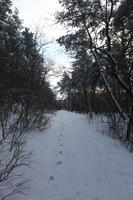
{"left": 126, "top": 106, "right": 133, "bottom": 141}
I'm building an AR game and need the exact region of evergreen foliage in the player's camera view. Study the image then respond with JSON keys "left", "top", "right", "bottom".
{"left": 0, "top": 1, "right": 56, "bottom": 198}
{"left": 57, "top": 0, "right": 133, "bottom": 142}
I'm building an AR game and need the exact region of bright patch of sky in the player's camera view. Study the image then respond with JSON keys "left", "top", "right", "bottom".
{"left": 12, "top": 0, "right": 72, "bottom": 88}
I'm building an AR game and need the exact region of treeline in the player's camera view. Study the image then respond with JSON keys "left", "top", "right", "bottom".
{"left": 57, "top": 0, "right": 133, "bottom": 145}
{"left": 0, "top": 0, "right": 56, "bottom": 199}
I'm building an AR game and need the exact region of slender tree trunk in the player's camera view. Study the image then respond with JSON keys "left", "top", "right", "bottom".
{"left": 126, "top": 106, "right": 133, "bottom": 141}
{"left": 83, "top": 85, "right": 93, "bottom": 118}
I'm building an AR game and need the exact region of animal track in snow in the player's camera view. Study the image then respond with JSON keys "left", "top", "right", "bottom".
{"left": 56, "top": 161, "right": 63, "bottom": 166}
{"left": 49, "top": 175, "right": 55, "bottom": 181}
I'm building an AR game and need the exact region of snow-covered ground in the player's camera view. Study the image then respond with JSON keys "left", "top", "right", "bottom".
{"left": 17, "top": 110, "right": 133, "bottom": 200}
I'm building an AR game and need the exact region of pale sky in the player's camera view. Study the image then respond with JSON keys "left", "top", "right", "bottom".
{"left": 12, "top": 0, "right": 71, "bottom": 87}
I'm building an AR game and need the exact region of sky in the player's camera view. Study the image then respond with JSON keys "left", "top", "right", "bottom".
{"left": 12, "top": 0, "right": 71, "bottom": 87}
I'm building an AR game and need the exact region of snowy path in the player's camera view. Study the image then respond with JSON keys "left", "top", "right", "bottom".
{"left": 20, "top": 110, "right": 133, "bottom": 200}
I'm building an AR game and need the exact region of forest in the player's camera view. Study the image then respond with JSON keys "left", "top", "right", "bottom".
{"left": 0, "top": 0, "right": 133, "bottom": 199}
{"left": 0, "top": 0, "right": 56, "bottom": 199}
{"left": 57, "top": 0, "right": 133, "bottom": 142}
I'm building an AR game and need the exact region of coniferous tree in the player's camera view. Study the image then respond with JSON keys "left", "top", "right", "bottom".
{"left": 57, "top": 0, "right": 133, "bottom": 142}
{"left": 0, "top": 1, "right": 56, "bottom": 198}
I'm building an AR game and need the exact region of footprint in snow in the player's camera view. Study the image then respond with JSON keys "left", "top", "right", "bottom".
{"left": 59, "top": 151, "right": 63, "bottom": 154}
{"left": 49, "top": 176, "right": 55, "bottom": 181}
{"left": 97, "top": 178, "right": 102, "bottom": 183}
{"left": 93, "top": 197, "right": 100, "bottom": 200}
{"left": 59, "top": 144, "right": 63, "bottom": 147}
{"left": 76, "top": 191, "right": 80, "bottom": 196}
{"left": 83, "top": 183, "right": 88, "bottom": 187}
{"left": 56, "top": 161, "right": 63, "bottom": 166}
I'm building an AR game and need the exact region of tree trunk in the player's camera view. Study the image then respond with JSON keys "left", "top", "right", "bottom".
{"left": 126, "top": 106, "right": 133, "bottom": 141}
